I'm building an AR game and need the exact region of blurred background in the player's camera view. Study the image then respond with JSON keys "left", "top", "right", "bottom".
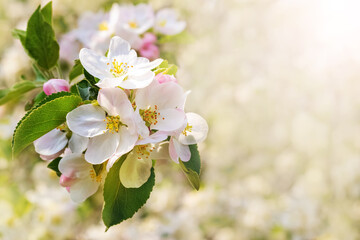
{"left": 1, "top": 0, "right": 360, "bottom": 239}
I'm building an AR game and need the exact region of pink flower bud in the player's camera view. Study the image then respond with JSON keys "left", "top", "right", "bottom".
{"left": 43, "top": 79, "right": 70, "bottom": 96}
{"left": 139, "top": 43, "right": 160, "bottom": 60}
{"left": 59, "top": 174, "right": 77, "bottom": 187}
{"left": 139, "top": 33, "right": 159, "bottom": 60}
{"left": 155, "top": 73, "right": 178, "bottom": 84}
{"left": 142, "top": 33, "right": 157, "bottom": 45}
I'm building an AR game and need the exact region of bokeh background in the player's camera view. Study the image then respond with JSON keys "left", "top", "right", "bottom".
{"left": 1, "top": 0, "right": 360, "bottom": 239}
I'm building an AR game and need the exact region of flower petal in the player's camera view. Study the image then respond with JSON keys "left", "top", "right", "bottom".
{"left": 118, "top": 71, "right": 155, "bottom": 89}
{"left": 119, "top": 151, "right": 152, "bottom": 188}
{"left": 85, "top": 132, "right": 120, "bottom": 164}
{"left": 136, "top": 131, "right": 168, "bottom": 145}
{"left": 69, "top": 178, "right": 99, "bottom": 203}
{"left": 106, "top": 127, "right": 138, "bottom": 171}
{"left": 135, "top": 58, "right": 163, "bottom": 73}
{"left": 135, "top": 81, "right": 185, "bottom": 110}
{"left": 172, "top": 138, "right": 191, "bottom": 162}
{"left": 58, "top": 153, "right": 89, "bottom": 178}
{"left": 178, "top": 113, "right": 209, "bottom": 145}
{"left": 69, "top": 133, "right": 89, "bottom": 153}
{"left": 108, "top": 36, "right": 131, "bottom": 59}
{"left": 151, "top": 108, "right": 186, "bottom": 132}
{"left": 67, "top": 104, "right": 107, "bottom": 137}
{"left": 79, "top": 48, "right": 112, "bottom": 79}
{"left": 169, "top": 137, "right": 179, "bottom": 163}
{"left": 34, "top": 128, "right": 68, "bottom": 156}
{"left": 97, "top": 88, "right": 134, "bottom": 119}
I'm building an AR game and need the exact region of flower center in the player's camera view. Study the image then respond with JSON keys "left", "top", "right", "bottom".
{"left": 98, "top": 21, "right": 109, "bottom": 31}
{"left": 135, "top": 144, "right": 155, "bottom": 159}
{"left": 159, "top": 20, "right": 167, "bottom": 27}
{"left": 107, "top": 59, "right": 133, "bottom": 78}
{"left": 140, "top": 105, "right": 163, "bottom": 127}
{"left": 105, "top": 116, "right": 121, "bottom": 133}
{"left": 128, "top": 21, "right": 137, "bottom": 28}
{"left": 89, "top": 169, "right": 102, "bottom": 183}
{"left": 182, "top": 124, "right": 193, "bottom": 136}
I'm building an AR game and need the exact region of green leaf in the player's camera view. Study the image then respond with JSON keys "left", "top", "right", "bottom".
{"left": 12, "top": 92, "right": 82, "bottom": 156}
{"left": 47, "top": 157, "right": 62, "bottom": 177}
{"left": 24, "top": 5, "right": 59, "bottom": 69}
{"left": 40, "top": 1, "right": 52, "bottom": 25}
{"left": 12, "top": 29, "right": 26, "bottom": 46}
{"left": 102, "top": 154, "right": 155, "bottom": 229}
{"left": 153, "top": 60, "right": 178, "bottom": 75}
{"left": 69, "top": 59, "right": 84, "bottom": 81}
{"left": 84, "top": 69, "right": 99, "bottom": 85}
{"left": 0, "top": 81, "right": 42, "bottom": 106}
{"left": 179, "top": 144, "right": 201, "bottom": 190}
{"left": 76, "top": 80, "right": 98, "bottom": 101}
{"left": 32, "top": 64, "right": 47, "bottom": 82}
{"left": 164, "top": 64, "right": 178, "bottom": 75}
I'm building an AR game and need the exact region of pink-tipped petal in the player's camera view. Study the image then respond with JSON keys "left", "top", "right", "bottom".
{"left": 43, "top": 79, "right": 70, "bottom": 95}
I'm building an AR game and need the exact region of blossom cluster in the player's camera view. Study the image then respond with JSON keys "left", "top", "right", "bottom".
{"left": 33, "top": 36, "right": 208, "bottom": 203}
{"left": 60, "top": 3, "right": 186, "bottom": 62}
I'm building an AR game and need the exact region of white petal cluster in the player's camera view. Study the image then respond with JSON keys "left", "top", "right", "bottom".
{"left": 33, "top": 36, "right": 207, "bottom": 202}
{"left": 59, "top": 3, "right": 186, "bottom": 62}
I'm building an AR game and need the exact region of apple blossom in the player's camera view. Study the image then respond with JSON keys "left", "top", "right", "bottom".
{"left": 33, "top": 127, "right": 89, "bottom": 161}
{"left": 113, "top": 4, "right": 154, "bottom": 35}
{"left": 155, "top": 9, "right": 186, "bottom": 35}
{"left": 168, "top": 113, "right": 208, "bottom": 162}
{"left": 155, "top": 73, "right": 178, "bottom": 84}
{"left": 139, "top": 44, "right": 159, "bottom": 61}
{"left": 66, "top": 88, "right": 141, "bottom": 165}
{"left": 135, "top": 80, "right": 186, "bottom": 132}
{"left": 43, "top": 79, "right": 70, "bottom": 96}
{"left": 139, "top": 33, "right": 160, "bottom": 60}
{"left": 79, "top": 36, "right": 163, "bottom": 89}
{"left": 120, "top": 142, "right": 169, "bottom": 188}
{"left": 59, "top": 153, "right": 105, "bottom": 202}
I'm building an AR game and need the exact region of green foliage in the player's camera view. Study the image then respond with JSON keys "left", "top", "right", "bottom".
{"left": 12, "top": 92, "right": 82, "bottom": 156}
{"left": 179, "top": 144, "right": 201, "bottom": 190}
{"left": 154, "top": 60, "right": 178, "bottom": 75}
{"left": 14, "top": 2, "right": 59, "bottom": 70}
{"left": 69, "top": 59, "right": 84, "bottom": 81}
{"left": 76, "top": 80, "right": 98, "bottom": 101}
{"left": 102, "top": 154, "right": 155, "bottom": 229}
{"left": 0, "top": 81, "right": 42, "bottom": 106}
{"left": 47, "top": 157, "right": 62, "bottom": 177}
{"left": 84, "top": 69, "right": 99, "bottom": 85}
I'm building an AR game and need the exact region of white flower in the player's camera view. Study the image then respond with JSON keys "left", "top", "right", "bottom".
{"left": 59, "top": 153, "right": 104, "bottom": 203}
{"left": 168, "top": 113, "right": 208, "bottom": 162}
{"left": 33, "top": 128, "right": 88, "bottom": 161}
{"left": 135, "top": 80, "right": 186, "bottom": 132}
{"left": 120, "top": 142, "right": 169, "bottom": 188}
{"left": 112, "top": 3, "right": 154, "bottom": 35}
{"left": 66, "top": 88, "right": 139, "bottom": 165}
{"left": 79, "top": 36, "right": 162, "bottom": 89}
{"left": 154, "top": 9, "right": 186, "bottom": 35}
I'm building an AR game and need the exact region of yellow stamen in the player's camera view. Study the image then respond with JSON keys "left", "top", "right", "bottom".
{"left": 128, "top": 21, "right": 137, "bottom": 28}
{"left": 159, "top": 20, "right": 167, "bottom": 27}
{"left": 140, "top": 105, "right": 161, "bottom": 126}
{"left": 106, "top": 116, "right": 121, "bottom": 133}
{"left": 89, "top": 169, "right": 102, "bottom": 183}
{"left": 135, "top": 145, "right": 155, "bottom": 159}
{"left": 182, "top": 124, "right": 193, "bottom": 136}
{"left": 109, "top": 59, "right": 129, "bottom": 77}
{"left": 98, "top": 21, "right": 109, "bottom": 31}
